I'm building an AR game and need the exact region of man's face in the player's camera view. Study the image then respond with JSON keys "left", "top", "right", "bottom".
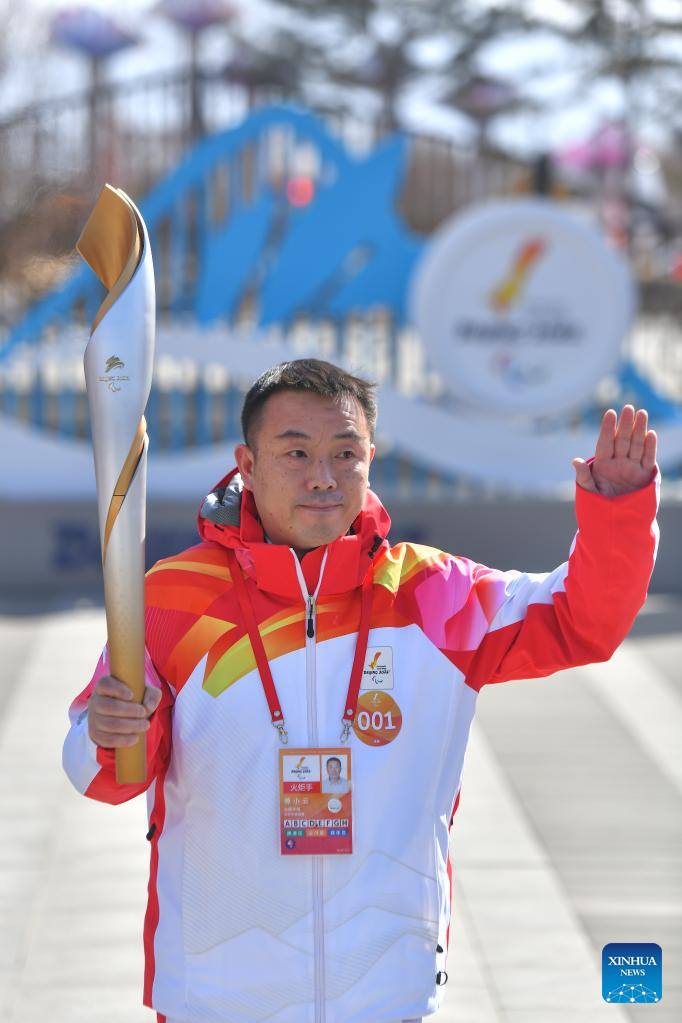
{"left": 235, "top": 390, "right": 375, "bottom": 555}
{"left": 327, "top": 759, "right": 341, "bottom": 782}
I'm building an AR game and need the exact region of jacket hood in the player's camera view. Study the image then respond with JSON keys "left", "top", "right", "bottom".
{"left": 197, "top": 468, "right": 391, "bottom": 598}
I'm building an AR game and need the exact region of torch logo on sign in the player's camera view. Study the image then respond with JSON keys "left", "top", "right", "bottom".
{"left": 489, "top": 238, "right": 546, "bottom": 313}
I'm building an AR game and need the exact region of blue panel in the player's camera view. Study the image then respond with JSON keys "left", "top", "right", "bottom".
{"left": 259, "top": 135, "right": 421, "bottom": 326}
{"left": 375, "top": 451, "right": 401, "bottom": 490}
{"left": 31, "top": 376, "right": 46, "bottom": 428}
{"left": 617, "top": 361, "right": 682, "bottom": 421}
{"left": 58, "top": 388, "right": 76, "bottom": 437}
{"left": 224, "top": 384, "right": 242, "bottom": 439}
{"left": 194, "top": 380, "right": 213, "bottom": 446}
{"left": 145, "top": 387, "right": 160, "bottom": 447}
{"left": 196, "top": 190, "right": 275, "bottom": 323}
{"left": 168, "top": 388, "right": 186, "bottom": 450}
{"left": 2, "top": 386, "right": 18, "bottom": 420}
{"left": 140, "top": 105, "right": 354, "bottom": 233}
{"left": 169, "top": 202, "right": 191, "bottom": 314}
{"left": 1, "top": 105, "right": 420, "bottom": 360}
{"left": 386, "top": 319, "right": 401, "bottom": 386}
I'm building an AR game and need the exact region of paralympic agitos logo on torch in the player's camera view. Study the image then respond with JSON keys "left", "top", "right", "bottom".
{"left": 99, "top": 354, "right": 130, "bottom": 392}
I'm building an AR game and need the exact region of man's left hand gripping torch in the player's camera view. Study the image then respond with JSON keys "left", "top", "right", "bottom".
{"left": 79, "top": 185, "right": 156, "bottom": 784}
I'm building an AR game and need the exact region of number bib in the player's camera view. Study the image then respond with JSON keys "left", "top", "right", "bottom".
{"left": 279, "top": 748, "right": 353, "bottom": 855}
{"left": 352, "top": 691, "right": 402, "bottom": 746}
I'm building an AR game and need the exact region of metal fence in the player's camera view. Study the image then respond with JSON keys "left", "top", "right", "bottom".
{"left": 0, "top": 69, "right": 525, "bottom": 230}
{"left": 1, "top": 312, "right": 681, "bottom": 486}
{"left": 0, "top": 69, "right": 527, "bottom": 336}
{"left": 0, "top": 367, "right": 458, "bottom": 498}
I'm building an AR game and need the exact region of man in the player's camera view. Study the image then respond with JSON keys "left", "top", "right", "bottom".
{"left": 321, "top": 756, "right": 350, "bottom": 795}
{"left": 63, "top": 359, "right": 659, "bottom": 1023}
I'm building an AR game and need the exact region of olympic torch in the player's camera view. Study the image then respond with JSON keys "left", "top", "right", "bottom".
{"left": 78, "top": 184, "right": 155, "bottom": 784}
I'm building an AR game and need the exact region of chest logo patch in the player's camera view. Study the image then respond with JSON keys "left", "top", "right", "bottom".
{"left": 353, "top": 691, "right": 402, "bottom": 747}
{"left": 361, "top": 646, "right": 394, "bottom": 691}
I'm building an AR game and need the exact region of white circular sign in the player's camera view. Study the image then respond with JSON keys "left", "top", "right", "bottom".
{"left": 410, "top": 198, "right": 635, "bottom": 415}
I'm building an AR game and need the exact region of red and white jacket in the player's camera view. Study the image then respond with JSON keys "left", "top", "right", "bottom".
{"left": 63, "top": 470, "right": 659, "bottom": 1023}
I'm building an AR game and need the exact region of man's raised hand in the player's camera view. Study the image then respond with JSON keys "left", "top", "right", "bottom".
{"left": 572, "top": 405, "right": 657, "bottom": 498}
{"left": 87, "top": 675, "right": 162, "bottom": 748}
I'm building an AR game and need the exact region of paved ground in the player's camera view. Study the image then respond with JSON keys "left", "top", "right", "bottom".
{"left": 0, "top": 596, "right": 679, "bottom": 1023}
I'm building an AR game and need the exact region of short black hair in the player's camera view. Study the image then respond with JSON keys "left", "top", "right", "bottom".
{"left": 241, "top": 359, "right": 377, "bottom": 447}
{"left": 326, "top": 757, "right": 342, "bottom": 769}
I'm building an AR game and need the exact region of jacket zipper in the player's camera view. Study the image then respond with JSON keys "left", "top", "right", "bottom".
{"left": 292, "top": 548, "right": 328, "bottom": 1023}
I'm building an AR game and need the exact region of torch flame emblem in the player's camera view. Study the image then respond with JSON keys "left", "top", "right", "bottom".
{"left": 489, "top": 238, "right": 546, "bottom": 312}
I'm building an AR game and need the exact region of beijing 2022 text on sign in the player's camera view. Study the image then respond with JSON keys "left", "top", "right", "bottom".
{"left": 411, "top": 198, "right": 635, "bottom": 416}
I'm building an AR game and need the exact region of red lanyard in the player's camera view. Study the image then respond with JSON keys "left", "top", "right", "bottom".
{"left": 341, "top": 569, "right": 374, "bottom": 739}
{"left": 226, "top": 548, "right": 374, "bottom": 743}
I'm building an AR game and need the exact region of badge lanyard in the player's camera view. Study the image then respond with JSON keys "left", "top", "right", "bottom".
{"left": 226, "top": 548, "right": 374, "bottom": 744}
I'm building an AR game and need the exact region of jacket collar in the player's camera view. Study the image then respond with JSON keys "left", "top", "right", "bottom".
{"left": 197, "top": 468, "right": 391, "bottom": 598}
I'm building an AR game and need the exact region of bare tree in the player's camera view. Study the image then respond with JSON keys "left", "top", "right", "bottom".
{"left": 263, "top": 0, "right": 533, "bottom": 133}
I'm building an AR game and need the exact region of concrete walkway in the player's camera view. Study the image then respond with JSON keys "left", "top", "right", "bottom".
{"left": 0, "top": 600, "right": 679, "bottom": 1023}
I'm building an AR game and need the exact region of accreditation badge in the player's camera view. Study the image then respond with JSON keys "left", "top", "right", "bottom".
{"left": 279, "top": 748, "right": 353, "bottom": 855}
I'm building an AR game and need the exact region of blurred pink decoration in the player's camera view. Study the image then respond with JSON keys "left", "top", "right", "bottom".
{"left": 557, "top": 123, "right": 630, "bottom": 171}
{"left": 156, "top": 0, "right": 235, "bottom": 33}
{"left": 50, "top": 6, "right": 139, "bottom": 59}
{"left": 50, "top": 6, "right": 139, "bottom": 173}
{"left": 156, "top": 0, "right": 236, "bottom": 140}
{"left": 440, "top": 74, "right": 519, "bottom": 147}
{"left": 445, "top": 75, "right": 518, "bottom": 122}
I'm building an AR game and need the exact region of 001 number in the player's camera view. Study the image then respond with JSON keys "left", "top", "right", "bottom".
{"left": 355, "top": 709, "right": 397, "bottom": 732}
